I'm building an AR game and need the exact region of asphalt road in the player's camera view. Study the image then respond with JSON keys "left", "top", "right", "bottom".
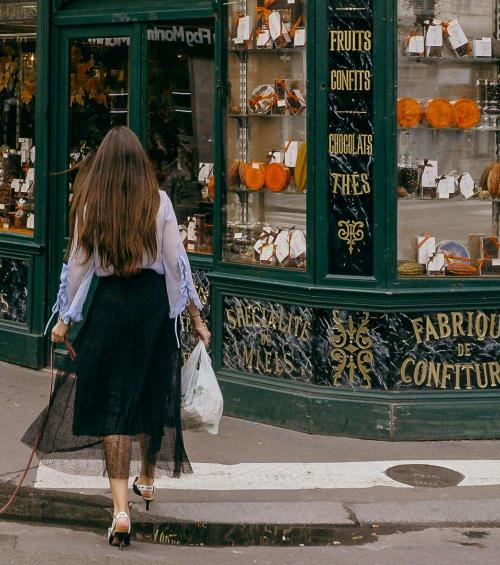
{"left": 0, "top": 521, "right": 499, "bottom": 564}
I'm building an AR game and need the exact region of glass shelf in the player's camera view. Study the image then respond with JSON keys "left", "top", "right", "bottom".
{"left": 401, "top": 56, "right": 500, "bottom": 65}
{"left": 398, "top": 126, "right": 500, "bottom": 132}
{"left": 229, "top": 47, "right": 306, "bottom": 55}
{"left": 229, "top": 113, "right": 306, "bottom": 119}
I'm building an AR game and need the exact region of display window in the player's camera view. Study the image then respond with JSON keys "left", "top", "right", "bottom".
{"left": 0, "top": 1, "right": 37, "bottom": 236}
{"left": 397, "top": 0, "right": 500, "bottom": 279}
{"left": 68, "top": 36, "right": 129, "bottom": 205}
{"left": 224, "top": 0, "right": 308, "bottom": 269}
{"left": 146, "top": 22, "right": 215, "bottom": 255}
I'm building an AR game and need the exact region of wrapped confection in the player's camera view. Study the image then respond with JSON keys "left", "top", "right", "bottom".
{"left": 241, "top": 162, "right": 266, "bottom": 191}
{"left": 450, "top": 99, "right": 480, "bottom": 129}
{"left": 423, "top": 19, "right": 443, "bottom": 58}
{"left": 265, "top": 162, "right": 291, "bottom": 192}
{"left": 397, "top": 97, "right": 422, "bottom": 128}
{"left": 248, "top": 84, "right": 276, "bottom": 114}
{"left": 424, "top": 98, "right": 452, "bottom": 128}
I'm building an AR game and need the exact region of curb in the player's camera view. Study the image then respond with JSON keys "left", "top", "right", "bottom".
{"left": 2, "top": 485, "right": 500, "bottom": 547}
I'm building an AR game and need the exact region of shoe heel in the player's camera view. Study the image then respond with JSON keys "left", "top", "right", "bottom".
{"left": 114, "top": 531, "right": 130, "bottom": 550}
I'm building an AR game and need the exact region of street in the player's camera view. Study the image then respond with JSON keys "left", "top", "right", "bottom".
{"left": 1, "top": 521, "right": 500, "bottom": 564}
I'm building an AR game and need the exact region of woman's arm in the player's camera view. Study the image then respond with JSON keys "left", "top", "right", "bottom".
{"left": 51, "top": 222, "right": 95, "bottom": 343}
{"left": 161, "top": 193, "right": 210, "bottom": 346}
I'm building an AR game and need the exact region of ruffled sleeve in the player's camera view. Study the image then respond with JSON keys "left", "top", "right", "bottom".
{"left": 160, "top": 192, "right": 203, "bottom": 318}
{"left": 44, "top": 220, "right": 95, "bottom": 334}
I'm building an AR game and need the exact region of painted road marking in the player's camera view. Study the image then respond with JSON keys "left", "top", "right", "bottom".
{"left": 34, "top": 460, "right": 500, "bottom": 490}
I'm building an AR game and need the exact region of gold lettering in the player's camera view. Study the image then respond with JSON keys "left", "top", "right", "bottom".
{"left": 476, "top": 362, "right": 489, "bottom": 389}
{"left": 451, "top": 312, "right": 465, "bottom": 337}
{"left": 462, "top": 364, "right": 474, "bottom": 390}
{"left": 236, "top": 307, "right": 245, "bottom": 329}
{"left": 425, "top": 317, "right": 440, "bottom": 341}
{"left": 489, "top": 362, "right": 500, "bottom": 386}
{"left": 457, "top": 343, "right": 471, "bottom": 357}
{"left": 475, "top": 313, "right": 489, "bottom": 341}
{"left": 330, "top": 30, "right": 372, "bottom": 52}
{"left": 264, "top": 350, "right": 273, "bottom": 374}
{"left": 400, "top": 357, "right": 414, "bottom": 384}
{"left": 490, "top": 314, "right": 500, "bottom": 339}
{"left": 284, "top": 352, "right": 294, "bottom": 375}
{"left": 331, "top": 172, "right": 372, "bottom": 196}
{"left": 466, "top": 311, "right": 474, "bottom": 337}
{"left": 440, "top": 363, "right": 454, "bottom": 389}
{"left": 300, "top": 320, "right": 311, "bottom": 342}
{"left": 226, "top": 308, "right": 237, "bottom": 329}
{"left": 436, "top": 313, "right": 451, "bottom": 339}
{"left": 414, "top": 360, "right": 427, "bottom": 386}
{"left": 330, "top": 69, "right": 371, "bottom": 91}
{"left": 243, "top": 345, "right": 254, "bottom": 370}
{"left": 411, "top": 317, "right": 425, "bottom": 344}
{"left": 274, "top": 351, "right": 284, "bottom": 375}
{"left": 454, "top": 364, "right": 461, "bottom": 390}
{"left": 427, "top": 362, "right": 441, "bottom": 388}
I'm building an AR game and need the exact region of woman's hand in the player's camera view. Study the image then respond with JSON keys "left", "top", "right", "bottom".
{"left": 191, "top": 318, "right": 211, "bottom": 347}
{"left": 51, "top": 319, "right": 69, "bottom": 344}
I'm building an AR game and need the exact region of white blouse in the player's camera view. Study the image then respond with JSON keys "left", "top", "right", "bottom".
{"left": 47, "top": 190, "right": 203, "bottom": 334}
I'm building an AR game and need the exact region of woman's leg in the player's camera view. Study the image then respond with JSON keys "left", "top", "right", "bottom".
{"left": 103, "top": 435, "right": 132, "bottom": 529}
{"left": 137, "top": 433, "right": 156, "bottom": 489}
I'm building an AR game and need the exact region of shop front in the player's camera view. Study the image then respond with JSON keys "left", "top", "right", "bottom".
{"left": 0, "top": 0, "right": 499, "bottom": 439}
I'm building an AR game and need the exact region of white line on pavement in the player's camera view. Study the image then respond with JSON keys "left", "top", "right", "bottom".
{"left": 34, "top": 459, "right": 500, "bottom": 491}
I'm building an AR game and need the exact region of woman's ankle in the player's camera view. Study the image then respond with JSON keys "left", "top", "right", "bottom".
{"left": 138, "top": 474, "right": 155, "bottom": 485}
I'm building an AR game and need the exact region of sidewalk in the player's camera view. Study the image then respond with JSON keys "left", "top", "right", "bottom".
{"left": 2, "top": 360, "right": 500, "bottom": 544}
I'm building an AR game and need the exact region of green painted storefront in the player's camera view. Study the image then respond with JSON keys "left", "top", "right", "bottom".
{"left": 0, "top": 0, "right": 499, "bottom": 440}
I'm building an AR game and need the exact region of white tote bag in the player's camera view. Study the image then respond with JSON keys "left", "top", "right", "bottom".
{"left": 181, "top": 341, "right": 223, "bottom": 434}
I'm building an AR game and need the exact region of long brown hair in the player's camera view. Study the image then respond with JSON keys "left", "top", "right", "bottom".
{"left": 64, "top": 150, "right": 96, "bottom": 262}
{"left": 71, "top": 126, "right": 160, "bottom": 277}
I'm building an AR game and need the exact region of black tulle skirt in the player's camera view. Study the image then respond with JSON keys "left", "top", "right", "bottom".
{"left": 22, "top": 269, "right": 192, "bottom": 479}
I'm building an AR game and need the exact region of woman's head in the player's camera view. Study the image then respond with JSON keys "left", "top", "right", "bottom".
{"left": 73, "top": 126, "right": 160, "bottom": 277}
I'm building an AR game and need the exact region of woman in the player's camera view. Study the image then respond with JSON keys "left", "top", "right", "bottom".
{"left": 22, "top": 126, "right": 210, "bottom": 549}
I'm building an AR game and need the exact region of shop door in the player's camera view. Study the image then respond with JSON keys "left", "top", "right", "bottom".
{"left": 47, "top": 24, "right": 140, "bottom": 362}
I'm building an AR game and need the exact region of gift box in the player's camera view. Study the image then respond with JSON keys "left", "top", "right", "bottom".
{"left": 481, "top": 236, "right": 500, "bottom": 274}
{"left": 419, "top": 159, "right": 438, "bottom": 198}
{"left": 457, "top": 172, "right": 475, "bottom": 198}
{"left": 416, "top": 235, "right": 436, "bottom": 265}
{"left": 424, "top": 20, "right": 443, "bottom": 58}
{"left": 472, "top": 37, "right": 492, "bottom": 58}
{"left": 443, "top": 19, "right": 469, "bottom": 57}
{"left": 273, "top": 79, "right": 289, "bottom": 115}
{"left": 406, "top": 33, "right": 424, "bottom": 56}
{"left": 288, "top": 88, "right": 306, "bottom": 115}
{"left": 436, "top": 175, "right": 455, "bottom": 199}
{"left": 426, "top": 253, "right": 446, "bottom": 276}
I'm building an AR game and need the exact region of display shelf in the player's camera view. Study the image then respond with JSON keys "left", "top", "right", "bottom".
{"left": 228, "top": 113, "right": 306, "bottom": 119}
{"left": 229, "top": 47, "right": 306, "bottom": 55}
{"left": 398, "top": 126, "right": 500, "bottom": 132}
{"left": 400, "top": 56, "right": 500, "bottom": 65}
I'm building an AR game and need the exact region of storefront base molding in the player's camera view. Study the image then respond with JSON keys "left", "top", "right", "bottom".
{"left": 0, "top": 329, "right": 44, "bottom": 369}
{"left": 218, "top": 371, "right": 500, "bottom": 441}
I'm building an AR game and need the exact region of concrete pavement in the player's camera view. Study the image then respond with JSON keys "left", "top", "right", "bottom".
{"left": 3, "top": 360, "right": 500, "bottom": 543}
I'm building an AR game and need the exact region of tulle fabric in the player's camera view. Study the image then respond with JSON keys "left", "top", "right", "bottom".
{"left": 22, "top": 269, "right": 192, "bottom": 480}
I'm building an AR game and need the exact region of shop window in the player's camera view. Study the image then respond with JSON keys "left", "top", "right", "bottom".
{"left": 68, "top": 37, "right": 129, "bottom": 205}
{"left": 146, "top": 22, "right": 215, "bottom": 256}
{"left": 397, "top": 0, "right": 500, "bottom": 279}
{"left": 0, "top": 1, "right": 37, "bottom": 236}
{"left": 224, "top": 1, "right": 308, "bottom": 269}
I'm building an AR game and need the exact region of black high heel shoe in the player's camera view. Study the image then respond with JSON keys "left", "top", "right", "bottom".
{"left": 133, "top": 476, "right": 155, "bottom": 511}
{"left": 108, "top": 512, "right": 131, "bottom": 550}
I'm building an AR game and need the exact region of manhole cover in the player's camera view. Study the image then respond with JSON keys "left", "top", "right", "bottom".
{"left": 385, "top": 464, "right": 464, "bottom": 488}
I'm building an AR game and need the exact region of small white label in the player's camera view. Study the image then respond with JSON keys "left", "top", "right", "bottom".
{"left": 252, "top": 162, "right": 260, "bottom": 169}
{"left": 425, "top": 24, "right": 443, "bottom": 47}
{"left": 26, "top": 168, "right": 35, "bottom": 182}
{"left": 257, "top": 29, "right": 271, "bottom": 47}
{"left": 236, "top": 15, "right": 250, "bottom": 41}
{"left": 294, "top": 28, "right": 306, "bottom": 46}
{"left": 0, "top": 204, "right": 5, "bottom": 210}
{"left": 492, "top": 259, "right": 500, "bottom": 266}
{"left": 277, "top": 99, "right": 286, "bottom": 107}
{"left": 472, "top": 37, "right": 492, "bottom": 58}
{"left": 420, "top": 160, "right": 438, "bottom": 187}
{"left": 288, "top": 0, "right": 295, "bottom": 4}
{"left": 27, "top": 214, "right": 35, "bottom": 229}
{"left": 234, "top": 232, "right": 243, "bottom": 240}
{"left": 446, "top": 19, "right": 468, "bottom": 50}
{"left": 285, "top": 141, "right": 299, "bottom": 168}
{"left": 198, "top": 162, "right": 213, "bottom": 183}
{"left": 408, "top": 35, "right": 424, "bottom": 55}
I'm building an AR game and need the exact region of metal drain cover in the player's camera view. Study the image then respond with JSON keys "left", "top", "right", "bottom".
{"left": 386, "top": 464, "right": 465, "bottom": 488}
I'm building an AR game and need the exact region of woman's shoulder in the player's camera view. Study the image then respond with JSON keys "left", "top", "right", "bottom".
{"left": 158, "top": 190, "right": 173, "bottom": 219}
